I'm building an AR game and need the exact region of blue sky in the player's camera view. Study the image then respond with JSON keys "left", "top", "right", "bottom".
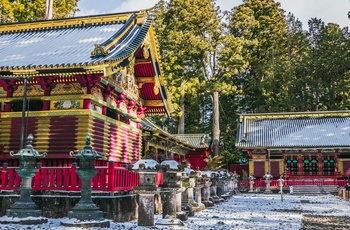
{"left": 76, "top": 0, "right": 350, "bottom": 29}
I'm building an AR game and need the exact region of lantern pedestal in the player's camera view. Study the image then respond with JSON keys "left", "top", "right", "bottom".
{"left": 2, "top": 134, "right": 47, "bottom": 224}
{"left": 61, "top": 135, "right": 109, "bottom": 228}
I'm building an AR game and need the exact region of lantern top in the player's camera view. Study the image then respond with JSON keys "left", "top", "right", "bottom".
{"left": 10, "top": 134, "right": 47, "bottom": 159}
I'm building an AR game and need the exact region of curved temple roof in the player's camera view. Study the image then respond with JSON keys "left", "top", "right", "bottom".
{"left": 0, "top": 12, "right": 149, "bottom": 75}
{"left": 0, "top": 11, "right": 174, "bottom": 116}
{"left": 236, "top": 111, "right": 350, "bottom": 149}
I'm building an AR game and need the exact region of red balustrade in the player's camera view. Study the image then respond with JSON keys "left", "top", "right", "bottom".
{"left": 0, "top": 163, "right": 148, "bottom": 192}
{"left": 239, "top": 179, "right": 347, "bottom": 189}
{"left": 1, "top": 166, "right": 21, "bottom": 190}
{"left": 0, "top": 163, "right": 165, "bottom": 192}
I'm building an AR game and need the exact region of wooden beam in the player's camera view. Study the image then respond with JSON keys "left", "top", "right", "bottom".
{"left": 135, "top": 58, "right": 152, "bottom": 64}
{"left": 136, "top": 76, "right": 155, "bottom": 83}
{"left": 143, "top": 100, "right": 163, "bottom": 106}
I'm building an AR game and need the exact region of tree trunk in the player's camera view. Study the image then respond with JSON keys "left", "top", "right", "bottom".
{"left": 212, "top": 91, "right": 220, "bottom": 156}
{"left": 178, "top": 93, "right": 185, "bottom": 134}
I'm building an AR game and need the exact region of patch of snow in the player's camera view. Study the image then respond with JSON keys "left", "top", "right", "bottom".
{"left": 0, "top": 193, "right": 348, "bottom": 229}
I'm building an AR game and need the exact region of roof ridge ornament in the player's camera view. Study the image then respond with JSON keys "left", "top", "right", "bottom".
{"left": 91, "top": 14, "right": 138, "bottom": 58}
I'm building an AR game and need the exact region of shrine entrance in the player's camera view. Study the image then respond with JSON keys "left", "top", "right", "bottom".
{"left": 285, "top": 154, "right": 337, "bottom": 177}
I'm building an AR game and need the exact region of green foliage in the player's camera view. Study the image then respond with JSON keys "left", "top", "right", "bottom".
{"left": 154, "top": 0, "right": 350, "bottom": 163}
{"left": 153, "top": 0, "right": 247, "bottom": 156}
{"left": 204, "top": 155, "right": 225, "bottom": 170}
{"left": 0, "top": 0, "right": 79, "bottom": 23}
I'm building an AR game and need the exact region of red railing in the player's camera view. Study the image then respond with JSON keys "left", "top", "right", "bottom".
{"left": 239, "top": 179, "right": 347, "bottom": 189}
{"left": 0, "top": 163, "right": 164, "bottom": 192}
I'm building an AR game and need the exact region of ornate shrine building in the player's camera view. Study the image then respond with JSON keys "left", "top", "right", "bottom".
{"left": 0, "top": 11, "right": 176, "bottom": 166}
{"left": 235, "top": 111, "right": 350, "bottom": 179}
{"left": 140, "top": 119, "right": 211, "bottom": 169}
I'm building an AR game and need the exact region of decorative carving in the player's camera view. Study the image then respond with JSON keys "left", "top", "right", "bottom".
{"left": 91, "top": 44, "right": 109, "bottom": 57}
{"left": 142, "top": 34, "right": 151, "bottom": 59}
{"left": 91, "top": 102, "right": 102, "bottom": 113}
{"left": 51, "top": 83, "right": 83, "bottom": 95}
{"left": 137, "top": 106, "right": 148, "bottom": 118}
{"left": 76, "top": 74, "right": 102, "bottom": 94}
{"left": 0, "top": 79, "right": 19, "bottom": 97}
{"left": 107, "top": 96, "right": 117, "bottom": 107}
{"left": 52, "top": 100, "right": 81, "bottom": 110}
{"left": 35, "top": 76, "right": 58, "bottom": 96}
{"left": 103, "top": 84, "right": 115, "bottom": 101}
{"left": 113, "top": 60, "right": 139, "bottom": 96}
{"left": 90, "top": 86, "right": 103, "bottom": 100}
{"left": 13, "top": 84, "right": 44, "bottom": 97}
{"left": 127, "top": 100, "right": 137, "bottom": 112}
{"left": 116, "top": 93, "right": 127, "bottom": 108}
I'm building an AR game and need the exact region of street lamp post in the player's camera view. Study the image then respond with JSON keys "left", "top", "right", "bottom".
{"left": 20, "top": 78, "right": 28, "bottom": 149}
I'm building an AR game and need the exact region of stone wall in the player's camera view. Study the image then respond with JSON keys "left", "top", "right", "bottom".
{"left": 0, "top": 190, "right": 138, "bottom": 222}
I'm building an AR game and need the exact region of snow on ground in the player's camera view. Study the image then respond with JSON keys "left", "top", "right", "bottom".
{"left": 0, "top": 193, "right": 349, "bottom": 230}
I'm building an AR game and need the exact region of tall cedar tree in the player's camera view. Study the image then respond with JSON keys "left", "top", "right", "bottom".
{"left": 154, "top": 0, "right": 247, "bottom": 156}
{"left": 228, "top": 0, "right": 288, "bottom": 113}
{"left": 0, "top": 0, "right": 79, "bottom": 23}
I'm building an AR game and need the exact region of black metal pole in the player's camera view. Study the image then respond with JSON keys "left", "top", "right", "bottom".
{"left": 20, "top": 78, "right": 27, "bottom": 149}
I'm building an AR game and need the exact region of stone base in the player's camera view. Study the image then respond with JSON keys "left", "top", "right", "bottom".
{"left": 67, "top": 202, "right": 105, "bottom": 221}
{"left": 156, "top": 216, "right": 184, "bottom": 226}
{"left": 221, "top": 193, "right": 231, "bottom": 200}
{"left": 61, "top": 219, "right": 110, "bottom": 228}
{"left": 212, "top": 196, "right": 221, "bottom": 203}
{"left": 67, "top": 208, "right": 105, "bottom": 221}
{"left": 188, "top": 201, "right": 205, "bottom": 212}
{"left": 176, "top": 211, "right": 188, "bottom": 221}
{"left": 6, "top": 208, "right": 43, "bottom": 219}
{"left": 182, "top": 203, "right": 194, "bottom": 217}
{"left": 202, "top": 200, "right": 214, "bottom": 207}
{"left": 0, "top": 216, "right": 47, "bottom": 225}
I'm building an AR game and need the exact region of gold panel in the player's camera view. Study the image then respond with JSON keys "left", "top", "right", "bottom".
{"left": 35, "top": 117, "right": 51, "bottom": 153}
{"left": 143, "top": 100, "right": 163, "bottom": 107}
{"left": 75, "top": 116, "right": 92, "bottom": 151}
{"left": 51, "top": 83, "right": 83, "bottom": 95}
{"left": 265, "top": 161, "right": 269, "bottom": 174}
{"left": 50, "top": 100, "right": 83, "bottom": 110}
{"left": 338, "top": 160, "right": 344, "bottom": 175}
{"left": 279, "top": 161, "right": 284, "bottom": 176}
{"left": 249, "top": 160, "right": 254, "bottom": 175}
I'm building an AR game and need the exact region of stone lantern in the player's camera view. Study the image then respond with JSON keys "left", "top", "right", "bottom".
{"left": 6, "top": 134, "right": 47, "bottom": 221}
{"left": 277, "top": 175, "right": 285, "bottom": 201}
{"left": 193, "top": 167, "right": 205, "bottom": 211}
{"left": 200, "top": 171, "right": 214, "bottom": 207}
{"left": 157, "top": 153, "right": 184, "bottom": 226}
{"left": 232, "top": 171, "right": 239, "bottom": 193}
{"left": 180, "top": 161, "right": 195, "bottom": 216}
{"left": 128, "top": 150, "right": 161, "bottom": 227}
{"left": 208, "top": 171, "right": 221, "bottom": 203}
{"left": 61, "top": 134, "right": 109, "bottom": 228}
{"left": 248, "top": 175, "right": 255, "bottom": 193}
{"left": 263, "top": 172, "right": 273, "bottom": 194}
{"left": 216, "top": 170, "right": 226, "bottom": 198}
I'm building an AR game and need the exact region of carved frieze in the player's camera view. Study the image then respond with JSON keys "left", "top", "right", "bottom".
{"left": 51, "top": 83, "right": 83, "bottom": 95}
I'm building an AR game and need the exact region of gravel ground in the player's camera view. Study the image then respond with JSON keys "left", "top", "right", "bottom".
{"left": 0, "top": 193, "right": 349, "bottom": 229}
{"left": 302, "top": 215, "right": 350, "bottom": 230}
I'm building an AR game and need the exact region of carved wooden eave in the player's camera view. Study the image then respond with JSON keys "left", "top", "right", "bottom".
{"left": 0, "top": 10, "right": 174, "bottom": 116}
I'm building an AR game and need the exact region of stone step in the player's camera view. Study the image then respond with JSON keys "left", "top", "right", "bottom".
{"left": 290, "top": 185, "right": 337, "bottom": 194}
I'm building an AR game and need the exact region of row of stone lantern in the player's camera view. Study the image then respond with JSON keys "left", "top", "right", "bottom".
{"left": 0, "top": 133, "right": 238, "bottom": 228}
{"left": 129, "top": 151, "right": 239, "bottom": 227}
